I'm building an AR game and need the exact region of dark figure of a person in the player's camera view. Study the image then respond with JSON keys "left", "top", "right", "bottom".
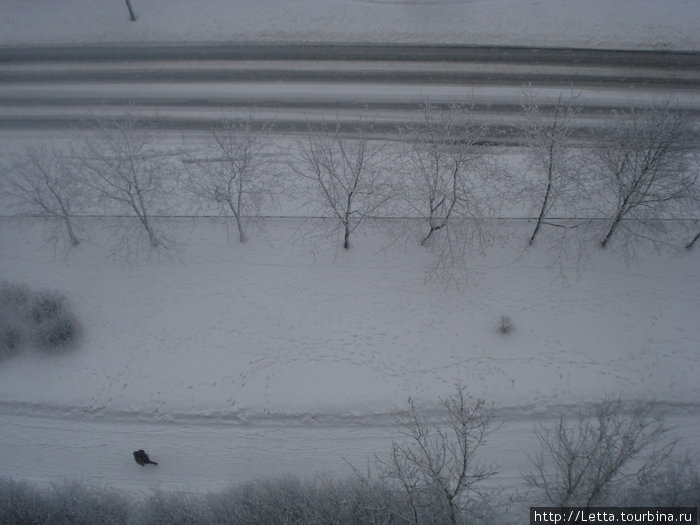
{"left": 133, "top": 449, "right": 158, "bottom": 466}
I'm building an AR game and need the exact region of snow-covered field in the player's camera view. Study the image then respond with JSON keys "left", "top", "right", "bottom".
{"left": 4, "top": 217, "right": 697, "bottom": 418}
{"left": 1, "top": 216, "right": 698, "bottom": 493}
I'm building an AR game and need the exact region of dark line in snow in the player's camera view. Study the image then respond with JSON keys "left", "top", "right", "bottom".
{"left": 1, "top": 44, "right": 698, "bottom": 68}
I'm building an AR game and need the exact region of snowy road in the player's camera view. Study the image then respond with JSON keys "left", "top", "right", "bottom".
{"left": 0, "top": 44, "right": 698, "bottom": 141}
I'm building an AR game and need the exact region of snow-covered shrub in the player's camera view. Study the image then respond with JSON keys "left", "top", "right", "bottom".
{"left": 206, "top": 475, "right": 407, "bottom": 525}
{"left": 622, "top": 455, "right": 699, "bottom": 506}
{"left": 29, "top": 292, "right": 81, "bottom": 350}
{"left": 498, "top": 314, "right": 514, "bottom": 334}
{"left": 0, "top": 474, "right": 507, "bottom": 525}
{"left": 47, "top": 480, "right": 129, "bottom": 525}
{"left": 0, "top": 281, "right": 81, "bottom": 358}
{"left": 138, "top": 490, "right": 213, "bottom": 525}
{"left": 0, "top": 283, "right": 31, "bottom": 358}
{"left": 0, "top": 478, "right": 50, "bottom": 525}
{"left": 0, "top": 325, "right": 22, "bottom": 357}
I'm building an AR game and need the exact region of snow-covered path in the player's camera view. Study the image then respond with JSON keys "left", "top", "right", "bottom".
{"left": 2, "top": 404, "right": 697, "bottom": 496}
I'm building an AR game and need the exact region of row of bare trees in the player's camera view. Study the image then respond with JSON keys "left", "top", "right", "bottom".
{"left": 0, "top": 118, "right": 177, "bottom": 249}
{"left": 519, "top": 92, "right": 697, "bottom": 249}
{"left": 1, "top": 101, "right": 697, "bottom": 255}
{"left": 365, "top": 386, "right": 696, "bottom": 523}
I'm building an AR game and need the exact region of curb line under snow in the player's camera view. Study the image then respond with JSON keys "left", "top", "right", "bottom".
{"left": 0, "top": 43, "right": 698, "bottom": 65}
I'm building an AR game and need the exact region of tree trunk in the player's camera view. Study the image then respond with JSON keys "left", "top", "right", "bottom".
{"left": 601, "top": 212, "right": 623, "bottom": 248}
{"left": 62, "top": 215, "right": 80, "bottom": 246}
{"left": 235, "top": 216, "right": 247, "bottom": 243}
{"left": 421, "top": 223, "right": 442, "bottom": 246}
{"left": 145, "top": 225, "right": 160, "bottom": 248}
{"left": 125, "top": 0, "right": 137, "bottom": 21}
{"left": 227, "top": 198, "right": 247, "bottom": 243}
{"left": 686, "top": 231, "right": 699, "bottom": 250}
{"left": 529, "top": 178, "right": 552, "bottom": 246}
{"left": 529, "top": 103, "right": 559, "bottom": 246}
{"left": 137, "top": 214, "right": 159, "bottom": 248}
{"left": 343, "top": 196, "right": 352, "bottom": 249}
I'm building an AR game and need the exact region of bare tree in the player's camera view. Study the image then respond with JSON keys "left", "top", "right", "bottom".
{"left": 1, "top": 146, "right": 83, "bottom": 247}
{"left": 592, "top": 106, "right": 697, "bottom": 249}
{"left": 291, "top": 120, "right": 392, "bottom": 250}
{"left": 396, "top": 103, "right": 503, "bottom": 287}
{"left": 525, "top": 398, "right": 675, "bottom": 507}
{"left": 376, "top": 385, "right": 498, "bottom": 525}
{"left": 185, "top": 119, "right": 276, "bottom": 243}
{"left": 75, "top": 115, "right": 175, "bottom": 248}
{"left": 399, "top": 104, "right": 489, "bottom": 247}
{"left": 520, "top": 91, "right": 581, "bottom": 245}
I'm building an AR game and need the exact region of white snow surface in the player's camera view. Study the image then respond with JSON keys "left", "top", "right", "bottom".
{"left": 0, "top": 217, "right": 698, "bottom": 492}
{"left": 2, "top": 218, "right": 697, "bottom": 418}
{"left": 1, "top": 0, "right": 699, "bottom": 498}
{"left": 0, "top": 0, "right": 698, "bottom": 50}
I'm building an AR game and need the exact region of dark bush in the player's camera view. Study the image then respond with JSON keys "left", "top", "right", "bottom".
{"left": 0, "top": 282, "right": 31, "bottom": 357}
{"left": 0, "top": 282, "right": 31, "bottom": 308}
{"left": 498, "top": 314, "right": 514, "bottom": 334}
{"left": 0, "top": 324, "right": 22, "bottom": 357}
{"left": 0, "top": 478, "right": 50, "bottom": 525}
{"left": 29, "top": 293, "right": 81, "bottom": 350}
{"left": 0, "top": 282, "right": 81, "bottom": 358}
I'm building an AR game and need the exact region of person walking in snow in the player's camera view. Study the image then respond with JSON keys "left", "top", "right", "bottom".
{"left": 133, "top": 449, "right": 158, "bottom": 466}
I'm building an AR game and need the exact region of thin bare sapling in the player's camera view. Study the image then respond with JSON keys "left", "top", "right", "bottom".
{"left": 291, "top": 119, "right": 392, "bottom": 250}
{"left": 1, "top": 145, "right": 84, "bottom": 247}
{"left": 519, "top": 90, "right": 582, "bottom": 246}
{"left": 592, "top": 105, "right": 697, "bottom": 250}
{"left": 185, "top": 118, "right": 277, "bottom": 243}
{"left": 74, "top": 115, "right": 177, "bottom": 249}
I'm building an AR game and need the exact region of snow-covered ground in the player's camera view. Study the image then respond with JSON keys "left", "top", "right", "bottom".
{"left": 0, "top": 0, "right": 698, "bottom": 502}
{"left": 4, "top": 217, "right": 697, "bottom": 418}
{"left": 1, "top": 217, "right": 698, "bottom": 492}
{"left": 0, "top": 0, "right": 698, "bottom": 50}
